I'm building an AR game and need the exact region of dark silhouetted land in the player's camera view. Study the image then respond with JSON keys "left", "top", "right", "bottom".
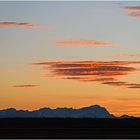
{"left": 0, "top": 118, "right": 140, "bottom": 138}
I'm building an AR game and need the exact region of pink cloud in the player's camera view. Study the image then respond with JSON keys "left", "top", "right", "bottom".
{"left": 53, "top": 39, "right": 112, "bottom": 47}
{"left": 121, "top": 6, "right": 140, "bottom": 19}
{"left": 0, "top": 22, "right": 47, "bottom": 28}
{"left": 32, "top": 56, "right": 43, "bottom": 59}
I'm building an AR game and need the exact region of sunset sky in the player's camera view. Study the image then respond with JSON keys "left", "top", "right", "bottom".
{"left": 0, "top": 1, "right": 140, "bottom": 117}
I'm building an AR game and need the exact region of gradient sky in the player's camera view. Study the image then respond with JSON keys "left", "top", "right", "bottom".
{"left": 0, "top": 1, "right": 140, "bottom": 117}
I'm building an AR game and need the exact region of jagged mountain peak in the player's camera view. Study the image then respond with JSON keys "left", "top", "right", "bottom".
{"left": 119, "top": 114, "right": 135, "bottom": 119}
{"left": 0, "top": 105, "right": 134, "bottom": 118}
{"left": 37, "top": 107, "right": 51, "bottom": 111}
{"left": 81, "top": 104, "right": 105, "bottom": 109}
{"left": 1, "top": 108, "right": 17, "bottom": 111}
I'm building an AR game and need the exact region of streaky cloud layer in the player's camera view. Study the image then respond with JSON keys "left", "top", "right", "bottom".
{"left": 122, "top": 6, "right": 140, "bottom": 11}
{"left": 32, "top": 61, "right": 140, "bottom": 66}
{"left": 0, "top": 22, "right": 47, "bottom": 28}
{"left": 122, "top": 6, "right": 140, "bottom": 19}
{"left": 54, "top": 39, "right": 112, "bottom": 47}
{"left": 32, "top": 61, "right": 140, "bottom": 89}
{"left": 14, "top": 85, "right": 38, "bottom": 88}
{"left": 112, "top": 54, "right": 140, "bottom": 57}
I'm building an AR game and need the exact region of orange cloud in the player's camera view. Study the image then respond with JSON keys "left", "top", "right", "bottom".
{"left": 122, "top": 6, "right": 140, "bottom": 11}
{"left": 32, "top": 61, "right": 140, "bottom": 89}
{"left": 54, "top": 39, "right": 112, "bottom": 47}
{"left": 14, "top": 85, "right": 38, "bottom": 88}
{"left": 0, "top": 22, "right": 47, "bottom": 28}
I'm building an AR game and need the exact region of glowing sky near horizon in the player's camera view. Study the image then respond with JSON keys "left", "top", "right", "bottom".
{"left": 0, "top": 1, "right": 140, "bottom": 117}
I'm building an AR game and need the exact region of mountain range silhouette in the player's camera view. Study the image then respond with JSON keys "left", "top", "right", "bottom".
{"left": 0, "top": 105, "right": 135, "bottom": 118}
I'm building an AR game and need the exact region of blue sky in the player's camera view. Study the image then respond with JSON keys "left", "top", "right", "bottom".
{"left": 0, "top": 1, "right": 140, "bottom": 63}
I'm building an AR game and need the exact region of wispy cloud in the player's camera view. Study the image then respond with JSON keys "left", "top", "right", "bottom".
{"left": 103, "top": 82, "right": 140, "bottom": 89}
{"left": 122, "top": 6, "right": 140, "bottom": 11}
{"left": 53, "top": 39, "right": 112, "bottom": 47}
{"left": 32, "top": 61, "right": 140, "bottom": 89}
{"left": 14, "top": 85, "right": 38, "bottom": 88}
{"left": 0, "top": 22, "right": 47, "bottom": 28}
{"left": 112, "top": 54, "right": 140, "bottom": 57}
{"left": 128, "top": 12, "right": 140, "bottom": 18}
{"left": 103, "top": 81, "right": 127, "bottom": 86}
{"left": 32, "top": 61, "right": 140, "bottom": 67}
{"left": 32, "top": 56, "right": 43, "bottom": 59}
{"left": 122, "top": 6, "right": 140, "bottom": 19}
{"left": 127, "top": 84, "right": 140, "bottom": 89}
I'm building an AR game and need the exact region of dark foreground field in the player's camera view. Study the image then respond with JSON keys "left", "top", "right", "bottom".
{"left": 0, "top": 118, "right": 140, "bottom": 138}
